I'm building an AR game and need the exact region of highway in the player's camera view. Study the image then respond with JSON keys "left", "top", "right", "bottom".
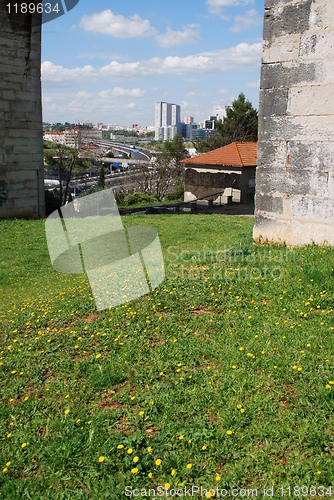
{"left": 81, "top": 139, "right": 152, "bottom": 162}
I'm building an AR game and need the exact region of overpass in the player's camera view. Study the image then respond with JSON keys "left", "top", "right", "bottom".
{"left": 81, "top": 139, "right": 152, "bottom": 162}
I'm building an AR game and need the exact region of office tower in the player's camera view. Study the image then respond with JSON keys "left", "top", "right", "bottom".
{"left": 155, "top": 102, "right": 181, "bottom": 141}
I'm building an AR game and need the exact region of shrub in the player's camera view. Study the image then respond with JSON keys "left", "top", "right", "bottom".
{"left": 164, "top": 188, "right": 184, "bottom": 202}
{"left": 123, "top": 192, "right": 158, "bottom": 206}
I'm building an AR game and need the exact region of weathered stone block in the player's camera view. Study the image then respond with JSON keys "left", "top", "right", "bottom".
{"left": 288, "top": 83, "right": 334, "bottom": 116}
{"left": 255, "top": 193, "right": 284, "bottom": 214}
{"left": 259, "top": 89, "right": 289, "bottom": 116}
{"left": 261, "top": 62, "right": 317, "bottom": 89}
{"left": 262, "top": 34, "right": 301, "bottom": 63}
{"left": 263, "top": 0, "right": 312, "bottom": 40}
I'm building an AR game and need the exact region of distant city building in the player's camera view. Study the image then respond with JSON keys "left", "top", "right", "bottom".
{"left": 43, "top": 131, "right": 65, "bottom": 144}
{"left": 64, "top": 129, "right": 81, "bottom": 149}
{"left": 192, "top": 128, "right": 215, "bottom": 141}
{"left": 155, "top": 101, "right": 181, "bottom": 141}
{"left": 184, "top": 116, "right": 194, "bottom": 125}
{"left": 178, "top": 122, "right": 198, "bottom": 141}
{"left": 81, "top": 128, "right": 103, "bottom": 140}
{"left": 204, "top": 115, "right": 222, "bottom": 130}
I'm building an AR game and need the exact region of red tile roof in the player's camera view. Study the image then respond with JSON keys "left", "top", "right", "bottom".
{"left": 181, "top": 142, "right": 257, "bottom": 167}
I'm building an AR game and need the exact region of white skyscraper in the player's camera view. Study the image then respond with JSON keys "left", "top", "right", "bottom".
{"left": 155, "top": 101, "right": 181, "bottom": 141}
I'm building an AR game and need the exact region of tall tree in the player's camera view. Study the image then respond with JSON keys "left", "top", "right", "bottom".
{"left": 194, "top": 93, "right": 258, "bottom": 153}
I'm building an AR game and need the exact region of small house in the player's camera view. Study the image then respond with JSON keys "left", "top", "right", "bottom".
{"left": 181, "top": 142, "right": 257, "bottom": 204}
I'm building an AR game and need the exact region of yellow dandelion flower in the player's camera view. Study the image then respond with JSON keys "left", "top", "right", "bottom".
{"left": 202, "top": 445, "right": 207, "bottom": 450}
{"left": 148, "top": 472, "right": 153, "bottom": 478}
{"left": 127, "top": 448, "right": 133, "bottom": 454}
{"left": 232, "top": 365, "right": 236, "bottom": 369}
{"left": 147, "top": 446, "right": 152, "bottom": 452}
{"left": 131, "top": 467, "right": 138, "bottom": 474}
{"left": 7, "top": 433, "right": 11, "bottom": 438}
{"left": 326, "top": 384, "right": 330, "bottom": 389}
{"left": 227, "top": 430, "right": 233, "bottom": 435}
{"left": 165, "top": 483, "right": 171, "bottom": 490}
{"left": 133, "top": 456, "right": 139, "bottom": 463}
{"left": 117, "top": 444, "right": 124, "bottom": 449}
{"left": 237, "top": 404, "right": 242, "bottom": 409}
{"left": 216, "top": 475, "right": 221, "bottom": 481}
{"left": 317, "top": 470, "right": 321, "bottom": 475}
{"left": 6, "top": 462, "right": 10, "bottom": 467}
{"left": 64, "top": 409, "right": 69, "bottom": 415}
{"left": 155, "top": 459, "right": 162, "bottom": 466}
{"left": 99, "top": 456, "right": 105, "bottom": 463}
{"left": 171, "top": 469, "right": 176, "bottom": 476}
{"left": 186, "top": 463, "right": 192, "bottom": 469}
{"left": 21, "top": 443, "right": 27, "bottom": 448}
{"left": 139, "top": 411, "right": 144, "bottom": 416}
{"left": 178, "top": 435, "right": 183, "bottom": 440}
{"left": 240, "top": 408, "right": 245, "bottom": 413}
{"left": 3, "top": 468, "right": 7, "bottom": 473}
{"left": 96, "top": 354, "right": 101, "bottom": 359}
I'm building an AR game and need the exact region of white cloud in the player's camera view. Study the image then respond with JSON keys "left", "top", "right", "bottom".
{"left": 127, "top": 103, "right": 136, "bottom": 109}
{"left": 206, "top": 0, "right": 254, "bottom": 14}
{"left": 99, "top": 87, "right": 145, "bottom": 98}
{"left": 155, "top": 24, "right": 200, "bottom": 48}
{"left": 219, "top": 89, "right": 229, "bottom": 94}
{"left": 75, "top": 91, "right": 92, "bottom": 99}
{"left": 247, "top": 79, "right": 260, "bottom": 88}
{"left": 230, "top": 9, "right": 263, "bottom": 32}
{"left": 42, "top": 43, "right": 262, "bottom": 83}
{"left": 79, "top": 10, "right": 157, "bottom": 38}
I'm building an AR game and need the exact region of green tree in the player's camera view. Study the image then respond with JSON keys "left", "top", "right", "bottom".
{"left": 194, "top": 93, "right": 258, "bottom": 153}
{"left": 156, "top": 135, "right": 189, "bottom": 192}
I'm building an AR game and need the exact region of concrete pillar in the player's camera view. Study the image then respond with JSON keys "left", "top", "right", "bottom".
{"left": 0, "top": 1, "right": 45, "bottom": 218}
{"left": 253, "top": 0, "right": 334, "bottom": 245}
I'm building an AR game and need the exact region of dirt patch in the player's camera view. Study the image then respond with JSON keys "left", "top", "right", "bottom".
{"left": 83, "top": 313, "right": 100, "bottom": 323}
{"left": 192, "top": 306, "right": 213, "bottom": 315}
{"left": 146, "top": 427, "right": 159, "bottom": 437}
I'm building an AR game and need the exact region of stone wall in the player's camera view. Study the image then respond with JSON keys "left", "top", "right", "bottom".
{"left": 0, "top": 1, "right": 45, "bottom": 218}
{"left": 253, "top": 0, "right": 334, "bottom": 245}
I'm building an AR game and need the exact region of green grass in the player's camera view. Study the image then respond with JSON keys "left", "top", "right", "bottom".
{"left": 0, "top": 214, "right": 334, "bottom": 499}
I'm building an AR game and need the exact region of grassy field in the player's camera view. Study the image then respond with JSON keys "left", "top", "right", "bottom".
{"left": 0, "top": 214, "right": 334, "bottom": 499}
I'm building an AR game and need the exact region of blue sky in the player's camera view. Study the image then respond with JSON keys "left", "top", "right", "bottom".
{"left": 41, "top": 0, "right": 264, "bottom": 126}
